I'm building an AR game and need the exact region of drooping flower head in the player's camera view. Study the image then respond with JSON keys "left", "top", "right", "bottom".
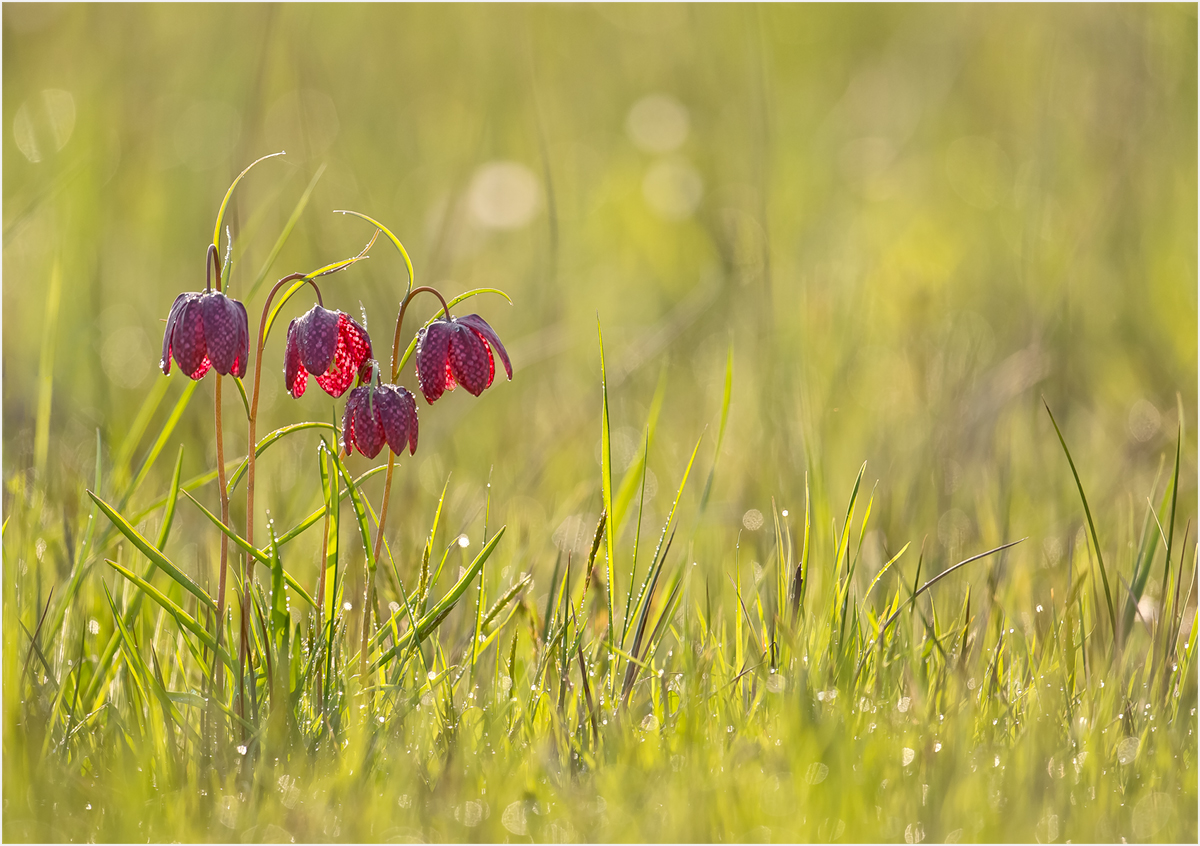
{"left": 284, "top": 305, "right": 373, "bottom": 399}
{"left": 342, "top": 377, "right": 419, "bottom": 459}
{"left": 414, "top": 314, "right": 512, "bottom": 404}
{"left": 161, "top": 291, "right": 249, "bottom": 380}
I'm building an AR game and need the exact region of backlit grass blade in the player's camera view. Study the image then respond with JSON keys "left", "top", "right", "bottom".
{"left": 212, "top": 151, "right": 286, "bottom": 251}
{"left": 232, "top": 376, "right": 252, "bottom": 419}
{"left": 275, "top": 464, "right": 387, "bottom": 548}
{"left": 865, "top": 542, "right": 911, "bottom": 601}
{"left": 1043, "top": 399, "right": 1117, "bottom": 639}
{"left": 1123, "top": 458, "right": 1168, "bottom": 642}
{"left": 1156, "top": 422, "right": 1182, "bottom": 656}
{"left": 622, "top": 435, "right": 703, "bottom": 648}
{"left": 835, "top": 462, "right": 866, "bottom": 584}
{"left": 132, "top": 458, "right": 241, "bottom": 523}
{"left": 244, "top": 163, "right": 327, "bottom": 302}
{"left": 87, "top": 490, "right": 216, "bottom": 613}
{"left": 331, "top": 447, "right": 376, "bottom": 574}
{"left": 104, "top": 559, "right": 233, "bottom": 670}
{"left": 33, "top": 256, "right": 62, "bottom": 481}
{"left": 372, "top": 527, "right": 506, "bottom": 669}
{"left": 155, "top": 446, "right": 185, "bottom": 550}
{"left": 182, "top": 491, "right": 317, "bottom": 608}
{"left": 333, "top": 209, "right": 415, "bottom": 294}
{"left": 102, "top": 583, "right": 199, "bottom": 746}
{"left": 699, "top": 340, "right": 733, "bottom": 513}
{"left": 598, "top": 320, "right": 617, "bottom": 688}
{"left": 613, "top": 364, "right": 666, "bottom": 532}
{"left": 125, "top": 379, "right": 199, "bottom": 505}
{"left": 113, "top": 376, "right": 172, "bottom": 486}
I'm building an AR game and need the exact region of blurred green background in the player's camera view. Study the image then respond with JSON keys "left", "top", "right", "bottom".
{"left": 3, "top": 3, "right": 1196, "bottom": 620}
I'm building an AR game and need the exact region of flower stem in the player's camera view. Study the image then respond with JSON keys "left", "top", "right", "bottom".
{"left": 360, "top": 286, "right": 448, "bottom": 677}
{"left": 389, "top": 286, "right": 451, "bottom": 381}
{"left": 212, "top": 373, "right": 230, "bottom": 733}
{"left": 206, "top": 243, "right": 232, "bottom": 742}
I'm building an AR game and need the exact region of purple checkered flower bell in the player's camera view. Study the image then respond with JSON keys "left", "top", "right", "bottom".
{"left": 414, "top": 314, "right": 512, "bottom": 404}
{"left": 161, "top": 291, "right": 249, "bottom": 380}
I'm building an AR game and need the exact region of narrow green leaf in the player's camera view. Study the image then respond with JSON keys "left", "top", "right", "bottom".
{"left": 212, "top": 151, "right": 286, "bottom": 251}
{"left": 113, "top": 376, "right": 172, "bottom": 484}
{"left": 372, "top": 527, "right": 506, "bottom": 669}
{"left": 865, "top": 542, "right": 912, "bottom": 601}
{"left": 244, "top": 163, "right": 327, "bottom": 302}
{"left": 155, "top": 445, "right": 185, "bottom": 550}
{"left": 87, "top": 490, "right": 216, "bottom": 613}
{"left": 1043, "top": 399, "right": 1117, "bottom": 639}
{"left": 333, "top": 209, "right": 415, "bottom": 294}
{"left": 33, "top": 255, "right": 62, "bottom": 481}
{"left": 126, "top": 379, "right": 199, "bottom": 505}
{"left": 613, "top": 363, "right": 667, "bottom": 531}
{"left": 104, "top": 559, "right": 233, "bottom": 670}
{"left": 330, "top": 447, "right": 376, "bottom": 573}
{"left": 598, "top": 320, "right": 617, "bottom": 690}
{"left": 700, "top": 340, "right": 733, "bottom": 512}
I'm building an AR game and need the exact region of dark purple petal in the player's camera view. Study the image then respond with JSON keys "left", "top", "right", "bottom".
{"left": 406, "top": 391, "right": 419, "bottom": 454}
{"left": 375, "top": 385, "right": 419, "bottom": 456}
{"left": 284, "top": 319, "right": 307, "bottom": 398}
{"left": 457, "top": 314, "right": 512, "bottom": 381}
{"left": 231, "top": 298, "right": 249, "bottom": 379}
{"left": 161, "top": 292, "right": 191, "bottom": 375}
{"left": 448, "top": 323, "right": 490, "bottom": 396}
{"left": 351, "top": 387, "right": 385, "bottom": 459}
{"left": 298, "top": 306, "right": 340, "bottom": 378}
{"left": 341, "top": 388, "right": 362, "bottom": 455}
{"left": 200, "top": 292, "right": 242, "bottom": 376}
{"left": 314, "top": 313, "right": 373, "bottom": 398}
{"left": 415, "top": 320, "right": 452, "bottom": 403}
{"left": 172, "top": 298, "right": 211, "bottom": 380}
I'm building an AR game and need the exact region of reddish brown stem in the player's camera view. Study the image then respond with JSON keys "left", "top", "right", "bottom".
{"left": 361, "top": 285, "right": 447, "bottom": 679}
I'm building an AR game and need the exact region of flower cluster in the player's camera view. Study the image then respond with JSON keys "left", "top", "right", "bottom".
{"left": 161, "top": 281, "right": 510, "bottom": 461}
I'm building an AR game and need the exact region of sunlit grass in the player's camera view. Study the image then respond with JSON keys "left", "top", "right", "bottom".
{"left": 4, "top": 3, "right": 1197, "bottom": 843}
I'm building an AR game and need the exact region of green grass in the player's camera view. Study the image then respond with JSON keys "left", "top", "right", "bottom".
{"left": 3, "top": 4, "right": 1197, "bottom": 843}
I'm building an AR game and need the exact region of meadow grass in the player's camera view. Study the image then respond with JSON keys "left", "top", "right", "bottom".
{"left": 3, "top": 4, "right": 1197, "bottom": 843}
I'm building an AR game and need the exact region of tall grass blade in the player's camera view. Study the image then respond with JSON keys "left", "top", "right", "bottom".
{"left": 1042, "top": 399, "right": 1117, "bottom": 640}
{"left": 87, "top": 490, "right": 216, "bottom": 613}
{"left": 33, "top": 256, "right": 63, "bottom": 482}
{"left": 244, "top": 163, "right": 326, "bottom": 302}
{"left": 699, "top": 340, "right": 733, "bottom": 512}
{"left": 598, "top": 320, "right": 617, "bottom": 688}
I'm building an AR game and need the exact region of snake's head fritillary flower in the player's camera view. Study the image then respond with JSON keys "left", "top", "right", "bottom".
{"left": 284, "top": 305, "right": 373, "bottom": 399}
{"left": 341, "top": 382, "right": 419, "bottom": 459}
{"left": 161, "top": 291, "right": 249, "bottom": 380}
{"left": 414, "top": 314, "right": 512, "bottom": 404}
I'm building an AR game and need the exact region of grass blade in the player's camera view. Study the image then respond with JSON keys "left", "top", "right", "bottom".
{"left": 1042, "top": 399, "right": 1117, "bottom": 640}
{"left": 33, "top": 256, "right": 63, "bottom": 481}
{"left": 244, "top": 163, "right": 326, "bottom": 302}
{"left": 87, "top": 490, "right": 216, "bottom": 613}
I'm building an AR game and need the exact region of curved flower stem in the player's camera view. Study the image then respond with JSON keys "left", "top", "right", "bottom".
{"left": 389, "top": 286, "right": 451, "bottom": 382}
{"left": 361, "top": 285, "right": 450, "bottom": 679}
